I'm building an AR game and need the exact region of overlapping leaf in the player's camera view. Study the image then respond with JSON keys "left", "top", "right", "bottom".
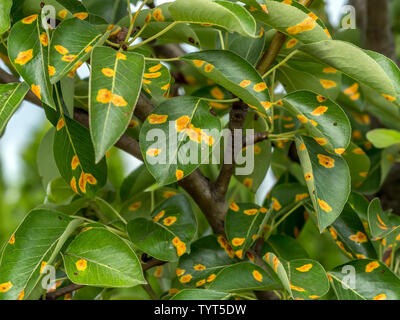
{"left": 127, "top": 194, "right": 197, "bottom": 262}
{"left": 176, "top": 235, "right": 238, "bottom": 288}
{"left": 8, "top": 14, "right": 54, "bottom": 107}
{"left": 89, "top": 46, "right": 144, "bottom": 161}
{"left": 49, "top": 18, "right": 106, "bottom": 83}
{"left": 53, "top": 115, "right": 108, "bottom": 198}
{"left": 295, "top": 135, "right": 351, "bottom": 231}
{"left": 263, "top": 252, "right": 329, "bottom": 300}
{"left": 208, "top": 262, "right": 280, "bottom": 292}
{"left": 283, "top": 90, "right": 351, "bottom": 154}
{"left": 300, "top": 40, "right": 398, "bottom": 105}
{"left": 0, "top": 0, "right": 12, "bottom": 34}
{"left": 169, "top": 0, "right": 257, "bottom": 38}
{"left": 329, "top": 259, "right": 400, "bottom": 300}
{"left": 0, "top": 209, "right": 77, "bottom": 300}
{"left": 328, "top": 204, "right": 377, "bottom": 259}
{"left": 368, "top": 198, "right": 400, "bottom": 239}
{"left": 0, "top": 82, "right": 30, "bottom": 135}
{"left": 181, "top": 50, "right": 271, "bottom": 117}
{"left": 63, "top": 227, "right": 145, "bottom": 287}
{"left": 367, "top": 129, "right": 400, "bottom": 149}
{"left": 120, "top": 164, "right": 156, "bottom": 201}
{"left": 139, "top": 96, "right": 222, "bottom": 186}
{"left": 249, "top": 0, "right": 331, "bottom": 44}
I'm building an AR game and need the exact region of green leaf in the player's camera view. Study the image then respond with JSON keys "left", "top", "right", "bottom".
{"left": 89, "top": 46, "right": 144, "bottom": 161}
{"left": 0, "top": 209, "right": 76, "bottom": 300}
{"left": 63, "top": 227, "right": 145, "bottom": 287}
{"left": 37, "top": 128, "right": 60, "bottom": 189}
{"left": 262, "top": 252, "right": 329, "bottom": 300}
{"left": 8, "top": 14, "right": 55, "bottom": 107}
{"left": 49, "top": 18, "right": 106, "bottom": 84}
{"left": 83, "top": 0, "right": 127, "bottom": 23}
{"left": 176, "top": 235, "right": 238, "bottom": 288}
{"left": 368, "top": 198, "right": 400, "bottom": 239}
{"left": 120, "top": 164, "right": 156, "bottom": 202}
{"left": 328, "top": 204, "right": 377, "bottom": 259}
{"left": 170, "top": 289, "right": 229, "bottom": 300}
{"left": 283, "top": 90, "right": 351, "bottom": 154}
{"left": 0, "top": 0, "right": 12, "bottom": 34}
{"left": 264, "top": 234, "right": 309, "bottom": 261}
{"left": 342, "top": 142, "right": 371, "bottom": 189}
{"left": 139, "top": 96, "right": 222, "bottom": 186}
{"left": 142, "top": 61, "right": 171, "bottom": 103}
{"left": 47, "top": 177, "right": 75, "bottom": 203}
{"left": 53, "top": 115, "right": 108, "bottom": 198}
{"left": 329, "top": 259, "right": 400, "bottom": 300}
{"left": 225, "top": 203, "right": 269, "bottom": 259}
{"left": 181, "top": 50, "right": 271, "bottom": 117}
{"left": 0, "top": 82, "right": 30, "bottom": 135}
{"left": 300, "top": 40, "right": 398, "bottom": 105}
{"left": 127, "top": 194, "right": 197, "bottom": 262}
{"left": 250, "top": 0, "right": 331, "bottom": 44}
{"left": 366, "top": 129, "right": 400, "bottom": 149}
{"left": 208, "top": 262, "right": 280, "bottom": 292}
{"left": 169, "top": 0, "right": 257, "bottom": 38}
{"left": 295, "top": 135, "right": 351, "bottom": 231}
{"left": 265, "top": 183, "right": 309, "bottom": 215}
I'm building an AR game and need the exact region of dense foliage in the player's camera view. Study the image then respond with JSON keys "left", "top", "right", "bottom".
{"left": 0, "top": 0, "right": 400, "bottom": 300}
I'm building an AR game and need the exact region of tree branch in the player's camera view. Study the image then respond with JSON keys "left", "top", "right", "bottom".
{"left": 45, "top": 284, "right": 85, "bottom": 300}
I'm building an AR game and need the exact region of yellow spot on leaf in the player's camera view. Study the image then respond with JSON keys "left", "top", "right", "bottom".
{"left": 239, "top": 80, "right": 251, "bottom": 88}
{"left": 311, "top": 106, "right": 328, "bottom": 116}
{"left": 309, "top": 295, "right": 320, "bottom": 299}
{"left": 129, "top": 201, "right": 142, "bottom": 212}
{"left": 382, "top": 94, "right": 396, "bottom": 102}
{"left": 314, "top": 137, "right": 327, "bottom": 146}
{"left": 111, "top": 94, "right": 128, "bottom": 107}
{"left": 96, "top": 89, "right": 112, "bottom": 103}
{"left": 252, "top": 270, "right": 263, "bottom": 282}
{"left": 31, "top": 84, "right": 41, "bottom": 99}
{"left": 9, "top": 234, "right": 15, "bottom": 245}
{"left": 296, "top": 264, "right": 312, "bottom": 272}
{"left": 17, "top": 289, "right": 24, "bottom": 300}
{"left": 318, "top": 198, "right": 332, "bottom": 213}
{"left": 153, "top": 210, "right": 165, "bottom": 222}
{"left": 290, "top": 284, "right": 305, "bottom": 292}
{"left": 244, "top": 208, "right": 258, "bottom": 216}
{"left": 163, "top": 191, "right": 177, "bottom": 198}
{"left": 176, "top": 115, "right": 191, "bottom": 132}
{"left": 15, "top": 49, "right": 33, "bottom": 65}
{"left": 144, "top": 72, "right": 161, "bottom": 79}
{"left": 176, "top": 169, "right": 184, "bottom": 181}
{"left": 102, "top": 68, "right": 114, "bottom": 77}
{"left": 318, "top": 154, "right": 335, "bottom": 168}
{"left": 193, "top": 60, "right": 205, "bottom": 67}
{"left": 323, "top": 67, "right": 337, "bottom": 74}
{"left": 232, "top": 238, "right": 245, "bottom": 247}
{"left": 76, "top": 259, "right": 87, "bottom": 271}
{"left": 373, "top": 293, "right": 387, "bottom": 300}
{"left": 253, "top": 82, "right": 267, "bottom": 92}
{"left": 359, "top": 171, "right": 368, "bottom": 178}
{"left": 163, "top": 216, "right": 177, "bottom": 226}
{"left": 317, "top": 95, "right": 327, "bottom": 103}
{"left": 308, "top": 12, "right": 318, "bottom": 21}
{"left": 235, "top": 249, "right": 243, "bottom": 259}
{"left": 243, "top": 178, "right": 253, "bottom": 189}
{"left": 299, "top": 143, "right": 306, "bottom": 151}
{"left": 22, "top": 14, "right": 38, "bottom": 24}
{"left": 117, "top": 52, "right": 126, "bottom": 60}
{"left": 161, "top": 83, "right": 170, "bottom": 91}
{"left": 73, "top": 12, "right": 88, "bottom": 20}
{"left": 194, "top": 264, "right": 206, "bottom": 271}
{"left": 335, "top": 148, "right": 345, "bottom": 155}
{"left": 40, "top": 261, "right": 47, "bottom": 274}
{"left": 366, "top": 261, "right": 380, "bottom": 273}
{"left": 148, "top": 114, "right": 168, "bottom": 124}
{"left": 172, "top": 236, "right": 186, "bottom": 256}
{"left": 297, "top": 114, "right": 308, "bottom": 124}
{"left": 62, "top": 55, "right": 77, "bottom": 62}
{"left": 78, "top": 172, "right": 86, "bottom": 193}
{"left": 329, "top": 227, "right": 338, "bottom": 240}
{"left": 320, "top": 79, "right": 337, "bottom": 89}
{"left": 0, "top": 282, "right": 13, "bottom": 293}
{"left": 70, "top": 177, "right": 78, "bottom": 194}
{"left": 204, "top": 64, "right": 214, "bottom": 72}
{"left": 305, "top": 173, "right": 313, "bottom": 181}
{"left": 207, "top": 274, "right": 216, "bottom": 282}
{"left": 348, "top": 231, "right": 368, "bottom": 243}
{"left": 179, "top": 274, "right": 192, "bottom": 283}
{"left": 287, "top": 17, "right": 316, "bottom": 35}
{"left": 71, "top": 155, "right": 80, "bottom": 170}
{"left": 85, "top": 46, "right": 93, "bottom": 53}
{"left": 40, "top": 33, "right": 48, "bottom": 47}
{"left": 54, "top": 45, "right": 69, "bottom": 55}
{"left": 230, "top": 202, "right": 239, "bottom": 212}
{"left": 58, "top": 10, "right": 67, "bottom": 19}
{"left": 153, "top": 8, "right": 165, "bottom": 22}
{"left": 286, "top": 38, "right": 298, "bottom": 49}
{"left": 272, "top": 197, "right": 282, "bottom": 211}
{"left": 176, "top": 268, "right": 185, "bottom": 276}
{"left": 210, "top": 87, "right": 224, "bottom": 100}
{"left": 344, "top": 83, "right": 359, "bottom": 95}
{"left": 85, "top": 173, "right": 97, "bottom": 185}
{"left": 154, "top": 266, "right": 163, "bottom": 278}
{"left": 48, "top": 65, "right": 56, "bottom": 76}
{"left": 196, "top": 279, "right": 206, "bottom": 287}
{"left": 295, "top": 193, "right": 309, "bottom": 202}
{"left": 353, "top": 148, "right": 365, "bottom": 155}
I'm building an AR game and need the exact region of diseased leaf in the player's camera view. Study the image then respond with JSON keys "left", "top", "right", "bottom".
{"left": 170, "top": 289, "right": 229, "bottom": 300}
{"left": 0, "top": 82, "right": 30, "bottom": 135}
{"left": 0, "top": 209, "right": 77, "bottom": 300}
{"left": 182, "top": 50, "right": 271, "bottom": 117}
{"left": 176, "top": 235, "right": 238, "bottom": 288}
{"left": 169, "top": 0, "right": 257, "bottom": 38}
{"left": 64, "top": 227, "right": 145, "bottom": 287}
{"left": 142, "top": 61, "right": 171, "bottom": 103}
{"left": 342, "top": 142, "right": 371, "bottom": 189}
{"left": 300, "top": 40, "right": 398, "bottom": 105}
{"left": 49, "top": 18, "right": 107, "bottom": 83}
{"left": 8, "top": 14, "right": 55, "bottom": 107}
{"left": 225, "top": 203, "right": 269, "bottom": 259}
{"left": 208, "top": 262, "right": 280, "bottom": 292}
{"left": 89, "top": 46, "right": 144, "bottom": 161}
{"left": 329, "top": 259, "right": 400, "bottom": 300}
{"left": 139, "top": 96, "right": 222, "bottom": 186}
{"left": 53, "top": 115, "right": 108, "bottom": 198}
{"left": 368, "top": 198, "right": 400, "bottom": 239}
{"left": 263, "top": 235, "right": 309, "bottom": 261}
{"left": 120, "top": 164, "right": 156, "bottom": 202}
{"left": 127, "top": 194, "right": 197, "bottom": 262}
{"left": 282, "top": 90, "right": 351, "bottom": 154}
{"left": 0, "top": 0, "right": 12, "bottom": 34}
{"left": 295, "top": 135, "right": 351, "bottom": 231}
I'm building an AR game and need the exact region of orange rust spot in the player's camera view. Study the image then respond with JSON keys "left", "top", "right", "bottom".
{"left": 163, "top": 216, "right": 177, "bottom": 226}
{"left": 129, "top": 201, "right": 142, "bottom": 211}
{"left": 31, "top": 84, "right": 41, "bottom": 99}
{"left": 296, "top": 264, "right": 312, "bottom": 272}
{"left": 71, "top": 155, "right": 80, "bottom": 170}
{"left": 22, "top": 14, "right": 38, "bottom": 24}
{"left": 102, "top": 68, "right": 114, "bottom": 77}
{"left": 311, "top": 106, "right": 328, "bottom": 116}
{"left": 230, "top": 202, "right": 239, "bottom": 212}
{"left": 253, "top": 82, "right": 267, "bottom": 92}
{"left": 287, "top": 18, "right": 316, "bottom": 35}
{"left": 73, "top": 12, "right": 88, "bottom": 20}
{"left": 76, "top": 259, "right": 88, "bottom": 271}
{"left": 320, "top": 79, "right": 337, "bottom": 89}
{"left": 70, "top": 177, "right": 78, "bottom": 194}
{"left": 318, "top": 154, "right": 335, "bottom": 168}
{"left": 252, "top": 270, "right": 263, "bottom": 282}
{"left": 40, "top": 33, "right": 49, "bottom": 47}
{"left": 153, "top": 8, "right": 165, "bottom": 22}
{"left": 318, "top": 199, "right": 332, "bottom": 213}
{"left": 15, "top": 49, "right": 33, "bottom": 65}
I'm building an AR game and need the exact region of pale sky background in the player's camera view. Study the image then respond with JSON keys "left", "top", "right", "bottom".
{"left": 0, "top": 0, "right": 346, "bottom": 202}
